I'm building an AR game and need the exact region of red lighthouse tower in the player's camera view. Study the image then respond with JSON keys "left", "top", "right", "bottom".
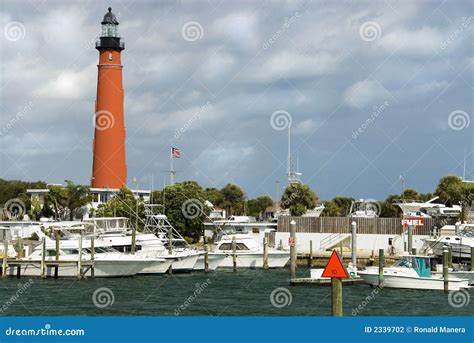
{"left": 91, "top": 7, "right": 127, "bottom": 189}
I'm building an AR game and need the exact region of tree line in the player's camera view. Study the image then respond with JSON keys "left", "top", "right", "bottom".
{"left": 1, "top": 175, "right": 473, "bottom": 241}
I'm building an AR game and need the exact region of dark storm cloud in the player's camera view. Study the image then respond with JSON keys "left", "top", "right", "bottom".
{"left": 0, "top": 0, "right": 472, "bottom": 200}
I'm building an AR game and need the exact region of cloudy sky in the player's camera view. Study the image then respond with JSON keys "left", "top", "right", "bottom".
{"left": 0, "top": 0, "right": 472, "bottom": 201}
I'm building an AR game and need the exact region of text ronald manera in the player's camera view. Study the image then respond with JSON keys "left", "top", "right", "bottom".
{"left": 413, "top": 326, "right": 466, "bottom": 333}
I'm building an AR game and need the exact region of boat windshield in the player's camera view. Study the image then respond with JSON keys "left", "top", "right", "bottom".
{"left": 394, "top": 256, "right": 431, "bottom": 277}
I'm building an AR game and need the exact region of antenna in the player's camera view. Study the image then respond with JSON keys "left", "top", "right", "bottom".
{"left": 463, "top": 148, "right": 467, "bottom": 181}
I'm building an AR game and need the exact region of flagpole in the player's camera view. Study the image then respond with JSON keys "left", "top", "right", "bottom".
{"left": 170, "top": 147, "right": 175, "bottom": 186}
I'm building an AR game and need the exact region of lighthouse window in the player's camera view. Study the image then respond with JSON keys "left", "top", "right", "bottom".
{"left": 108, "top": 52, "right": 113, "bottom": 61}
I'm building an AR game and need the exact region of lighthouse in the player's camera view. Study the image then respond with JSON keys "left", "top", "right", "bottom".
{"left": 91, "top": 7, "right": 127, "bottom": 189}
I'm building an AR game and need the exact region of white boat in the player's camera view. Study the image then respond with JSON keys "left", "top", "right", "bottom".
{"left": 142, "top": 213, "right": 204, "bottom": 272}
{"left": 358, "top": 255, "right": 470, "bottom": 291}
{"left": 11, "top": 238, "right": 165, "bottom": 278}
{"left": 213, "top": 232, "right": 290, "bottom": 268}
{"left": 302, "top": 204, "right": 325, "bottom": 218}
{"left": 348, "top": 200, "right": 378, "bottom": 218}
{"left": 86, "top": 216, "right": 199, "bottom": 273}
{"left": 396, "top": 196, "right": 462, "bottom": 218}
{"left": 422, "top": 223, "right": 474, "bottom": 259}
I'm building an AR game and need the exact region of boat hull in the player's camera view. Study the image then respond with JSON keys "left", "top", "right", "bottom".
{"left": 216, "top": 252, "right": 290, "bottom": 269}
{"left": 358, "top": 270, "right": 469, "bottom": 291}
{"left": 194, "top": 253, "right": 225, "bottom": 271}
{"left": 8, "top": 259, "right": 153, "bottom": 278}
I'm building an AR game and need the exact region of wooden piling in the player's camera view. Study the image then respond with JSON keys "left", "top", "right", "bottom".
{"left": 447, "top": 245, "right": 453, "bottom": 268}
{"left": 204, "top": 244, "right": 209, "bottom": 273}
{"left": 131, "top": 223, "right": 137, "bottom": 254}
{"left": 290, "top": 220, "right": 296, "bottom": 279}
{"left": 2, "top": 238, "right": 8, "bottom": 277}
{"left": 411, "top": 248, "right": 417, "bottom": 255}
{"left": 263, "top": 233, "right": 269, "bottom": 270}
{"left": 90, "top": 235, "right": 95, "bottom": 278}
{"left": 40, "top": 237, "right": 46, "bottom": 278}
{"left": 16, "top": 237, "right": 22, "bottom": 278}
{"left": 167, "top": 229, "right": 173, "bottom": 255}
{"left": 331, "top": 278, "right": 343, "bottom": 316}
{"left": 54, "top": 231, "right": 60, "bottom": 278}
{"left": 307, "top": 240, "right": 313, "bottom": 269}
{"left": 443, "top": 249, "right": 449, "bottom": 293}
{"left": 378, "top": 248, "right": 384, "bottom": 286}
{"left": 77, "top": 234, "right": 83, "bottom": 279}
{"left": 471, "top": 247, "right": 474, "bottom": 272}
{"left": 407, "top": 225, "right": 413, "bottom": 254}
{"left": 232, "top": 237, "right": 237, "bottom": 272}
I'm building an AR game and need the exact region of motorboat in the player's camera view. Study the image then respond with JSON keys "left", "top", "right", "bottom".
{"left": 396, "top": 196, "right": 462, "bottom": 218}
{"left": 422, "top": 223, "right": 474, "bottom": 259}
{"left": 358, "top": 255, "right": 470, "bottom": 291}
{"left": 213, "top": 232, "right": 290, "bottom": 268}
{"left": 348, "top": 199, "right": 379, "bottom": 218}
{"left": 302, "top": 204, "right": 325, "bottom": 217}
{"left": 86, "top": 216, "right": 200, "bottom": 273}
{"left": 10, "top": 236, "right": 165, "bottom": 278}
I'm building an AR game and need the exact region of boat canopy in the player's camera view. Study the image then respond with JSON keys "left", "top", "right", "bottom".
{"left": 394, "top": 255, "right": 431, "bottom": 278}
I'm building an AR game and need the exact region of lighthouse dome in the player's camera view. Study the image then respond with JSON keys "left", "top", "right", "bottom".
{"left": 101, "top": 7, "right": 119, "bottom": 25}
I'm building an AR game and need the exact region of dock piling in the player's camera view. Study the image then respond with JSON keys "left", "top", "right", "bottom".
{"left": 407, "top": 225, "right": 413, "bottom": 254}
{"left": 443, "top": 248, "right": 449, "bottom": 293}
{"left": 290, "top": 220, "right": 296, "bottom": 279}
{"left": 351, "top": 221, "right": 357, "bottom": 268}
{"left": 204, "top": 244, "right": 209, "bottom": 273}
{"left": 232, "top": 237, "right": 237, "bottom": 272}
{"left": 447, "top": 245, "right": 453, "bottom": 268}
{"left": 378, "top": 248, "right": 384, "bottom": 286}
{"left": 471, "top": 247, "right": 474, "bottom": 272}
{"left": 263, "top": 233, "right": 269, "bottom": 270}
{"left": 91, "top": 234, "right": 95, "bottom": 277}
{"left": 2, "top": 238, "right": 8, "bottom": 277}
{"left": 308, "top": 240, "right": 313, "bottom": 269}
{"left": 331, "top": 278, "right": 343, "bottom": 316}
{"left": 54, "top": 231, "right": 60, "bottom": 278}
{"left": 40, "top": 238, "right": 46, "bottom": 278}
{"left": 16, "top": 237, "right": 22, "bottom": 278}
{"left": 77, "top": 234, "right": 83, "bottom": 279}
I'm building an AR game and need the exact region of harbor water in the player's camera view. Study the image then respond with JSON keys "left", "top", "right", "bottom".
{"left": 0, "top": 269, "right": 472, "bottom": 316}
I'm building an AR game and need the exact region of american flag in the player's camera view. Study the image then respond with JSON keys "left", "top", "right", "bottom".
{"left": 171, "top": 147, "right": 181, "bottom": 158}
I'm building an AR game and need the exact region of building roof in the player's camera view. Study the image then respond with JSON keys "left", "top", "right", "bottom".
{"left": 101, "top": 7, "right": 119, "bottom": 25}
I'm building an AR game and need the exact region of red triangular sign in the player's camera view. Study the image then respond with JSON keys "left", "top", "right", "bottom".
{"left": 321, "top": 250, "right": 349, "bottom": 279}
